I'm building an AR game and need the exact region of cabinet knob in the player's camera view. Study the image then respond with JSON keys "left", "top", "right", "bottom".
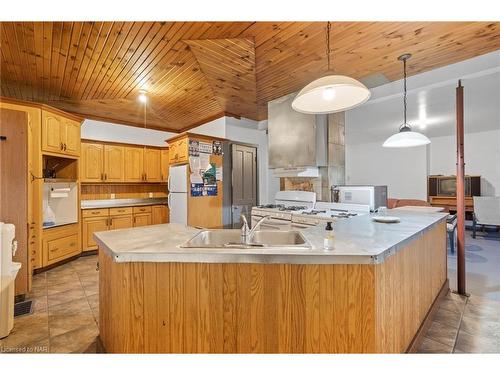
{"left": 64, "top": 143, "right": 67, "bottom": 151}
{"left": 60, "top": 142, "right": 64, "bottom": 150}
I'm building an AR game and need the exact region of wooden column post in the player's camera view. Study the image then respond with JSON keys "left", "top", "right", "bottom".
{"left": 456, "top": 80, "right": 466, "bottom": 295}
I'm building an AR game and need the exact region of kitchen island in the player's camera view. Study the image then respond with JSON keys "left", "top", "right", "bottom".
{"left": 95, "top": 210, "right": 448, "bottom": 353}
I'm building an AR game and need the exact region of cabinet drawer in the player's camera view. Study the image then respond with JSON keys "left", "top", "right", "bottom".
{"left": 82, "top": 208, "right": 110, "bottom": 218}
{"left": 109, "top": 207, "right": 133, "bottom": 216}
{"left": 47, "top": 234, "right": 79, "bottom": 261}
{"left": 133, "top": 206, "right": 152, "bottom": 214}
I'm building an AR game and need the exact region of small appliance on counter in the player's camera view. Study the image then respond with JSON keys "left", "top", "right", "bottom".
{"left": 42, "top": 181, "right": 78, "bottom": 228}
{"left": 331, "top": 185, "right": 387, "bottom": 212}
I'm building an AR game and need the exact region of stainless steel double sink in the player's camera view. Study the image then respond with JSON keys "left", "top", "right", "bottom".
{"left": 180, "top": 229, "right": 311, "bottom": 249}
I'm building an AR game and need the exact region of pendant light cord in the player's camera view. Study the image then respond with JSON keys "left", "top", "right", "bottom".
{"left": 326, "top": 21, "right": 332, "bottom": 72}
{"left": 403, "top": 57, "right": 407, "bottom": 125}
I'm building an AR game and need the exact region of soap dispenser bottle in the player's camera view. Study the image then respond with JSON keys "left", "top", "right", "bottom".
{"left": 323, "top": 222, "right": 334, "bottom": 250}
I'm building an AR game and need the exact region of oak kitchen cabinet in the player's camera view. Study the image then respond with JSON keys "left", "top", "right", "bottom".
{"left": 160, "top": 149, "right": 169, "bottom": 182}
{"left": 143, "top": 148, "right": 162, "bottom": 182}
{"left": 124, "top": 146, "right": 144, "bottom": 182}
{"left": 41, "top": 110, "right": 81, "bottom": 156}
{"left": 168, "top": 136, "right": 188, "bottom": 164}
{"left": 42, "top": 224, "right": 81, "bottom": 266}
{"left": 152, "top": 204, "right": 169, "bottom": 224}
{"left": 81, "top": 141, "right": 167, "bottom": 183}
{"left": 81, "top": 205, "right": 168, "bottom": 251}
{"left": 133, "top": 206, "right": 152, "bottom": 227}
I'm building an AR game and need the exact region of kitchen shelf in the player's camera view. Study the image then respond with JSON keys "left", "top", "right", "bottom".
{"left": 44, "top": 178, "right": 78, "bottom": 183}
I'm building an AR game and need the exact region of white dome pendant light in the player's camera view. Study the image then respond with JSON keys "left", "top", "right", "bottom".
{"left": 292, "top": 22, "right": 371, "bottom": 114}
{"left": 383, "top": 54, "right": 431, "bottom": 148}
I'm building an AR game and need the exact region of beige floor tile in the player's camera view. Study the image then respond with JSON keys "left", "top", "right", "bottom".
{"left": 454, "top": 329, "right": 500, "bottom": 353}
{"left": 417, "top": 337, "right": 453, "bottom": 353}
{"left": 87, "top": 293, "right": 99, "bottom": 310}
{"left": 432, "top": 307, "right": 462, "bottom": 329}
{"left": 47, "top": 280, "right": 83, "bottom": 295}
{"left": 31, "top": 295, "right": 48, "bottom": 313}
{"left": 439, "top": 293, "right": 467, "bottom": 314}
{"left": 463, "top": 302, "right": 500, "bottom": 322}
{"left": 48, "top": 288, "right": 86, "bottom": 307}
{"left": 48, "top": 312, "right": 97, "bottom": 338}
{"left": 0, "top": 311, "right": 49, "bottom": 349}
{"left": 49, "top": 296, "right": 93, "bottom": 316}
{"left": 46, "top": 272, "right": 80, "bottom": 287}
{"left": 50, "top": 324, "right": 99, "bottom": 353}
{"left": 460, "top": 315, "right": 500, "bottom": 339}
{"left": 425, "top": 320, "right": 459, "bottom": 347}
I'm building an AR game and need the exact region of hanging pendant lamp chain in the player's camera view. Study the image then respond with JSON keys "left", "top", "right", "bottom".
{"left": 326, "top": 21, "right": 332, "bottom": 72}
{"left": 403, "top": 56, "right": 407, "bottom": 125}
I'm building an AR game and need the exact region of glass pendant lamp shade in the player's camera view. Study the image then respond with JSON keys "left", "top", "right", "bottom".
{"left": 383, "top": 53, "right": 431, "bottom": 148}
{"left": 383, "top": 125, "right": 431, "bottom": 148}
{"left": 292, "top": 75, "right": 371, "bottom": 114}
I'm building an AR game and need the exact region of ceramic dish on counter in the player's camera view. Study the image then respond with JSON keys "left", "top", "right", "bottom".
{"left": 372, "top": 216, "right": 400, "bottom": 223}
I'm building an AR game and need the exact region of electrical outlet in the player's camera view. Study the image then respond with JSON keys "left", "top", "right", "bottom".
{"left": 149, "top": 192, "right": 154, "bottom": 198}
{"left": 110, "top": 193, "right": 115, "bottom": 199}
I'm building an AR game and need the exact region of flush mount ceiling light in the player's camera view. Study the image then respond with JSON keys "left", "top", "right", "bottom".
{"left": 383, "top": 54, "right": 431, "bottom": 148}
{"left": 292, "top": 22, "right": 371, "bottom": 114}
{"left": 138, "top": 89, "right": 148, "bottom": 104}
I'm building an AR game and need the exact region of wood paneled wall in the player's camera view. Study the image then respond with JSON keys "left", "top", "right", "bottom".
{"left": 81, "top": 184, "right": 167, "bottom": 200}
{"left": 99, "top": 220, "right": 447, "bottom": 353}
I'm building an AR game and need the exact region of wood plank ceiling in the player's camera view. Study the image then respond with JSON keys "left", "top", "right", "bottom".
{"left": 1, "top": 22, "right": 499, "bottom": 132}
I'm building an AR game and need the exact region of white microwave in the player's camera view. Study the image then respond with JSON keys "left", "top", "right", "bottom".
{"left": 332, "top": 185, "right": 387, "bottom": 212}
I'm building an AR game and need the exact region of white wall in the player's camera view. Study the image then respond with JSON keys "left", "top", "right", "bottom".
{"left": 430, "top": 130, "right": 500, "bottom": 196}
{"left": 187, "top": 117, "right": 226, "bottom": 138}
{"left": 346, "top": 141, "right": 428, "bottom": 200}
{"left": 81, "top": 119, "right": 175, "bottom": 147}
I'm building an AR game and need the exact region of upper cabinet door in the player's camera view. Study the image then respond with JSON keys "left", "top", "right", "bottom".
{"left": 176, "top": 138, "right": 188, "bottom": 163}
{"left": 81, "top": 143, "right": 104, "bottom": 182}
{"left": 104, "top": 145, "right": 125, "bottom": 182}
{"left": 62, "top": 119, "right": 81, "bottom": 156}
{"left": 124, "top": 146, "right": 144, "bottom": 182}
{"left": 160, "top": 149, "right": 169, "bottom": 182}
{"left": 41, "top": 112, "right": 63, "bottom": 153}
{"left": 168, "top": 142, "right": 178, "bottom": 164}
{"left": 144, "top": 148, "right": 162, "bottom": 182}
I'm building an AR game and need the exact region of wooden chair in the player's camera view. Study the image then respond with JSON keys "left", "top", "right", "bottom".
{"left": 472, "top": 196, "right": 500, "bottom": 238}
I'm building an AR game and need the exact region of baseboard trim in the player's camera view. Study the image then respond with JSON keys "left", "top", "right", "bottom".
{"left": 406, "top": 278, "right": 450, "bottom": 353}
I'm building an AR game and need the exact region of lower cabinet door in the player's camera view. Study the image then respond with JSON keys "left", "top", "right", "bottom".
{"left": 133, "top": 213, "right": 152, "bottom": 227}
{"left": 110, "top": 214, "right": 133, "bottom": 230}
{"left": 83, "top": 217, "right": 109, "bottom": 251}
{"left": 152, "top": 205, "right": 169, "bottom": 224}
{"left": 42, "top": 224, "right": 81, "bottom": 266}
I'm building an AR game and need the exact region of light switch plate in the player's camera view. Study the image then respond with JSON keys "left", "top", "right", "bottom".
{"left": 149, "top": 192, "right": 154, "bottom": 198}
{"left": 110, "top": 193, "right": 115, "bottom": 199}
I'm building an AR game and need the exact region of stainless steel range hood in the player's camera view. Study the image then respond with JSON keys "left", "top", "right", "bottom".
{"left": 268, "top": 93, "right": 328, "bottom": 177}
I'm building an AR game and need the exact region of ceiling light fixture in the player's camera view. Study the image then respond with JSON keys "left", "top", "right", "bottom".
{"left": 138, "top": 89, "right": 148, "bottom": 104}
{"left": 292, "top": 22, "right": 371, "bottom": 114}
{"left": 383, "top": 54, "right": 431, "bottom": 148}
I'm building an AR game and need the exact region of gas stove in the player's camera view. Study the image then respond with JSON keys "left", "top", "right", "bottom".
{"left": 251, "top": 191, "right": 369, "bottom": 230}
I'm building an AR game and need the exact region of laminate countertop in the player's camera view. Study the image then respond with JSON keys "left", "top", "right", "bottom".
{"left": 81, "top": 198, "right": 168, "bottom": 209}
{"left": 94, "top": 210, "right": 448, "bottom": 265}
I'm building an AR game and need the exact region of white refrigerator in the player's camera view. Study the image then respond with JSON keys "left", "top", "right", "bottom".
{"left": 168, "top": 165, "right": 188, "bottom": 225}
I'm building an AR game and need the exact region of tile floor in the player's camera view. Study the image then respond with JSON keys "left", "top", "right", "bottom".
{"left": 0, "top": 254, "right": 99, "bottom": 353}
{"left": 1, "top": 229, "right": 499, "bottom": 354}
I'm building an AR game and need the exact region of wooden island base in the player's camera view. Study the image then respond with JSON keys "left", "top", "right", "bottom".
{"left": 99, "top": 221, "right": 447, "bottom": 353}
